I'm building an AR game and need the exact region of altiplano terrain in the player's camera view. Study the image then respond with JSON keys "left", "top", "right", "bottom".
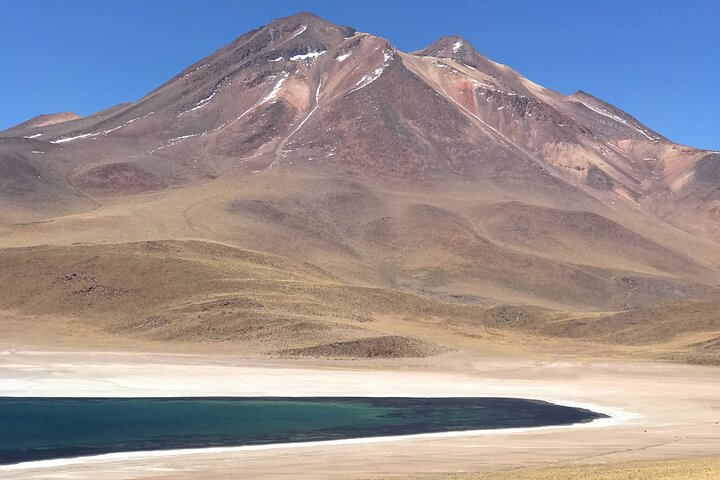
{"left": 0, "top": 10, "right": 719, "bottom": 480}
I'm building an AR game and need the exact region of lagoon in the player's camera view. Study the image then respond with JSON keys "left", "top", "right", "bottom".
{"left": 0, "top": 396, "right": 605, "bottom": 465}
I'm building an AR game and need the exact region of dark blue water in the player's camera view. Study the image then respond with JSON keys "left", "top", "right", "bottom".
{"left": 0, "top": 397, "right": 605, "bottom": 465}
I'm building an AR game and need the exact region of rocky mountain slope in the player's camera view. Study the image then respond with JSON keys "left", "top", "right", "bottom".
{"left": 1, "top": 12, "right": 718, "bottom": 361}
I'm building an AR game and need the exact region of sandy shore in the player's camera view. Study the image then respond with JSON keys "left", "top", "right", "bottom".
{"left": 0, "top": 348, "right": 718, "bottom": 479}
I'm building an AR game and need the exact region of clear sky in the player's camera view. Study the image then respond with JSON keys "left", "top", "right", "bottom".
{"left": 1, "top": 0, "right": 717, "bottom": 150}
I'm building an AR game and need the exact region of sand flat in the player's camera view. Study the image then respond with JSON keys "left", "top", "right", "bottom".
{"left": 0, "top": 348, "right": 718, "bottom": 479}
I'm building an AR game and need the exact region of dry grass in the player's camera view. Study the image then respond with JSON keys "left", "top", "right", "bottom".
{"left": 390, "top": 456, "right": 720, "bottom": 480}
{"left": 0, "top": 239, "right": 718, "bottom": 363}
{"left": 0, "top": 239, "right": 492, "bottom": 356}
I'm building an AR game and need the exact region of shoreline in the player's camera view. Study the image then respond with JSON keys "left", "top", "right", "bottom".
{"left": 0, "top": 348, "right": 716, "bottom": 480}
{"left": 0, "top": 400, "right": 629, "bottom": 472}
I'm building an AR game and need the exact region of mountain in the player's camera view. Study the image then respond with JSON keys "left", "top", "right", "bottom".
{"left": 1, "top": 12, "right": 719, "bottom": 362}
{"left": 2, "top": 112, "right": 82, "bottom": 133}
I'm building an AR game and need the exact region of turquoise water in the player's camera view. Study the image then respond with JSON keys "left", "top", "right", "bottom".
{"left": 0, "top": 397, "right": 605, "bottom": 465}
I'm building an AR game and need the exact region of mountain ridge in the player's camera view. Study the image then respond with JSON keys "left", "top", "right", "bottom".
{"left": 1, "top": 12, "right": 719, "bottom": 360}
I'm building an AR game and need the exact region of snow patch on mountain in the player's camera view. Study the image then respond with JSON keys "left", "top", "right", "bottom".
{"left": 52, "top": 113, "right": 152, "bottom": 144}
{"left": 178, "top": 89, "right": 218, "bottom": 116}
{"left": 287, "top": 25, "right": 307, "bottom": 41}
{"left": 349, "top": 50, "right": 394, "bottom": 94}
{"left": 52, "top": 132, "right": 98, "bottom": 144}
{"left": 290, "top": 50, "right": 326, "bottom": 61}
{"left": 262, "top": 73, "right": 290, "bottom": 103}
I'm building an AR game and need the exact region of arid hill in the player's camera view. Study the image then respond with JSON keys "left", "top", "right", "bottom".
{"left": 1, "top": 12, "right": 719, "bottom": 363}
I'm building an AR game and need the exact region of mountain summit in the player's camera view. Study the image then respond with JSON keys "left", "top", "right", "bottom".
{"left": 1, "top": 12, "right": 719, "bottom": 317}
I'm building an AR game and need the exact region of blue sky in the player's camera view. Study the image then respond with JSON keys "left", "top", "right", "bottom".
{"left": 1, "top": 0, "right": 717, "bottom": 149}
